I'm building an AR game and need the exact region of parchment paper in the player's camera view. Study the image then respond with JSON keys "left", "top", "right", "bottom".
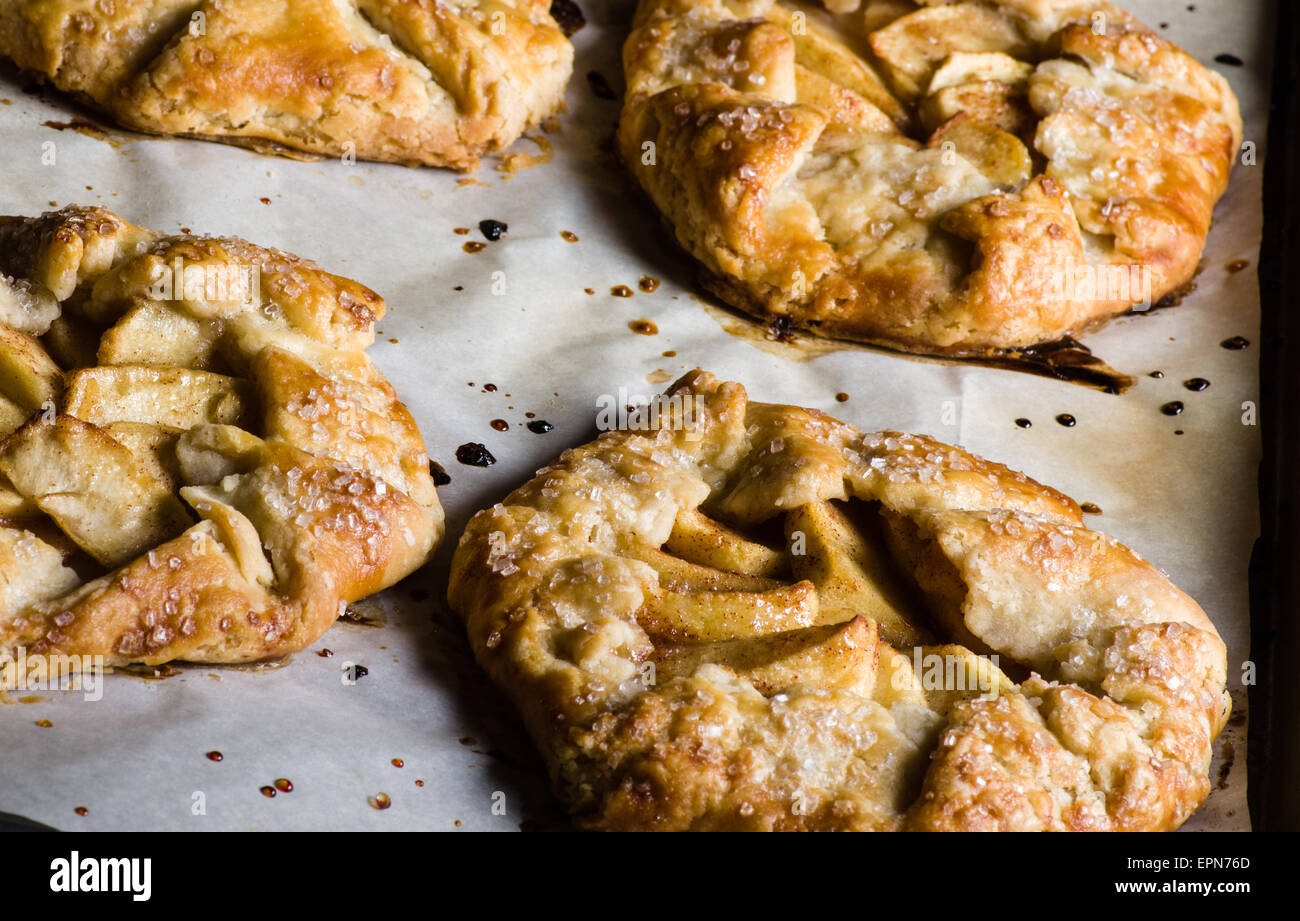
{"left": 0, "top": 0, "right": 1267, "bottom": 831}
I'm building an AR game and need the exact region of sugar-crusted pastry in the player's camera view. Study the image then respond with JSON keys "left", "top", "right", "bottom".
{"left": 0, "top": 0, "right": 573, "bottom": 170}
{"left": 0, "top": 206, "right": 443, "bottom": 687}
{"left": 449, "top": 371, "right": 1229, "bottom": 830}
{"left": 618, "top": 0, "right": 1242, "bottom": 355}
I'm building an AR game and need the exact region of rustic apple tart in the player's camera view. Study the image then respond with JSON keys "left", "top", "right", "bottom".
{"left": 618, "top": 0, "right": 1243, "bottom": 354}
{"left": 0, "top": 0, "right": 573, "bottom": 170}
{"left": 0, "top": 206, "right": 443, "bottom": 688}
{"left": 449, "top": 371, "right": 1230, "bottom": 830}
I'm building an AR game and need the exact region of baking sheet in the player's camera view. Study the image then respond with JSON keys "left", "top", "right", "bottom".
{"left": 0, "top": 0, "right": 1267, "bottom": 831}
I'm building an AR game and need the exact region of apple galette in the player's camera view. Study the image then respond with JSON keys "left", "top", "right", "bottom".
{"left": 449, "top": 371, "right": 1229, "bottom": 830}
{"left": 0, "top": 206, "right": 443, "bottom": 687}
{"left": 618, "top": 0, "right": 1242, "bottom": 355}
{"left": 0, "top": 0, "right": 573, "bottom": 170}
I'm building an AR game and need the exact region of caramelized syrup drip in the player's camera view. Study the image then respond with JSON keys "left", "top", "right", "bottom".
{"left": 456, "top": 442, "right": 497, "bottom": 467}
{"left": 981, "top": 337, "right": 1134, "bottom": 394}
{"left": 118, "top": 663, "right": 183, "bottom": 679}
{"left": 549, "top": 0, "right": 586, "bottom": 37}
{"left": 337, "top": 605, "right": 383, "bottom": 627}
{"left": 587, "top": 71, "right": 617, "bottom": 100}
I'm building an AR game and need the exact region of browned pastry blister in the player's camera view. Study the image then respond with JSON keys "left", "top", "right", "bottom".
{"left": 0, "top": 0, "right": 574, "bottom": 170}
{"left": 0, "top": 206, "right": 443, "bottom": 687}
{"left": 618, "top": 0, "right": 1242, "bottom": 354}
{"left": 448, "top": 371, "right": 1230, "bottom": 830}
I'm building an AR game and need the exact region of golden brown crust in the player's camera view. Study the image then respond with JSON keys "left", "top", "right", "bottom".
{"left": 0, "top": 205, "right": 443, "bottom": 686}
{"left": 618, "top": 0, "right": 1242, "bottom": 354}
{"left": 448, "top": 370, "right": 1229, "bottom": 830}
{"left": 0, "top": 0, "right": 574, "bottom": 170}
